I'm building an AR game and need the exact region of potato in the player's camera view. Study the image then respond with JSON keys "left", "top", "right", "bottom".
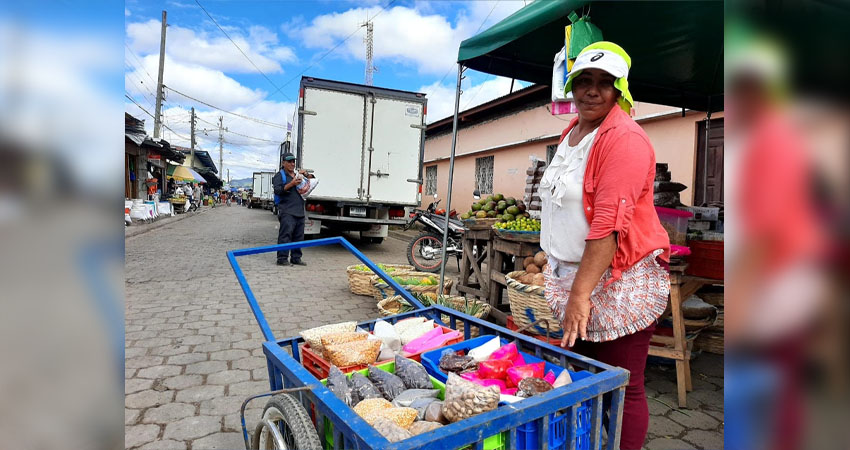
{"left": 534, "top": 251, "right": 547, "bottom": 267}
{"left": 526, "top": 263, "right": 541, "bottom": 274}
{"left": 523, "top": 256, "right": 535, "bottom": 268}
{"left": 532, "top": 273, "right": 545, "bottom": 286}
{"left": 518, "top": 273, "right": 534, "bottom": 284}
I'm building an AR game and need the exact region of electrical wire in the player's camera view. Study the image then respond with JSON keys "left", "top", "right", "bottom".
{"left": 164, "top": 85, "right": 289, "bottom": 130}
{"left": 124, "top": 43, "right": 158, "bottom": 85}
{"left": 125, "top": 93, "right": 192, "bottom": 142}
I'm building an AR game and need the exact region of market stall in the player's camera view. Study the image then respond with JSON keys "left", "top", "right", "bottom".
{"left": 434, "top": 0, "right": 724, "bottom": 408}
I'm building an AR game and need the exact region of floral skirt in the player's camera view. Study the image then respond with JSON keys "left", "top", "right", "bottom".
{"left": 544, "top": 249, "right": 669, "bottom": 342}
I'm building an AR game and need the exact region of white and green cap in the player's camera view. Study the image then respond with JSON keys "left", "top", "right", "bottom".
{"left": 565, "top": 41, "right": 634, "bottom": 112}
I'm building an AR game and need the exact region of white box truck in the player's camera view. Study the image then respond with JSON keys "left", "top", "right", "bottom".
{"left": 249, "top": 171, "right": 274, "bottom": 209}
{"left": 295, "top": 77, "right": 426, "bottom": 243}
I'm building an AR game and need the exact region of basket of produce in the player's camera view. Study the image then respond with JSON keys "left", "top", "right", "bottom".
{"left": 493, "top": 217, "right": 541, "bottom": 243}
{"left": 459, "top": 193, "right": 528, "bottom": 223}
{"left": 379, "top": 294, "right": 491, "bottom": 338}
{"left": 505, "top": 251, "right": 563, "bottom": 337}
{"left": 347, "top": 263, "right": 415, "bottom": 297}
{"left": 370, "top": 272, "right": 452, "bottom": 302}
{"left": 461, "top": 217, "right": 498, "bottom": 230}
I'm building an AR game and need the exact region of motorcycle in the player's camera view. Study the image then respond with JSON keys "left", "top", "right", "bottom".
{"left": 404, "top": 196, "right": 466, "bottom": 273}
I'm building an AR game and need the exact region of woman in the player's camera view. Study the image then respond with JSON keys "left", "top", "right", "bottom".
{"left": 539, "top": 41, "right": 671, "bottom": 450}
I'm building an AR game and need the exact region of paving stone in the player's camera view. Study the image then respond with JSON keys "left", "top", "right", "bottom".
{"left": 704, "top": 409, "right": 724, "bottom": 422}
{"left": 137, "top": 365, "right": 182, "bottom": 379}
{"left": 126, "top": 347, "right": 149, "bottom": 358}
{"left": 177, "top": 334, "right": 212, "bottom": 345}
{"left": 185, "top": 360, "right": 228, "bottom": 375}
{"left": 210, "top": 349, "right": 251, "bottom": 361}
{"left": 193, "top": 342, "right": 231, "bottom": 353}
{"left": 252, "top": 368, "right": 269, "bottom": 380}
{"left": 223, "top": 408, "right": 262, "bottom": 432}
{"left": 232, "top": 357, "right": 266, "bottom": 370}
{"left": 135, "top": 337, "right": 175, "bottom": 348}
{"left": 126, "top": 390, "right": 174, "bottom": 409}
{"left": 227, "top": 380, "right": 269, "bottom": 396}
{"left": 136, "top": 439, "right": 187, "bottom": 450}
{"left": 687, "top": 388, "right": 724, "bottom": 410}
{"left": 191, "top": 432, "right": 245, "bottom": 450}
{"left": 166, "top": 353, "right": 208, "bottom": 365}
{"left": 683, "top": 429, "right": 724, "bottom": 449}
{"left": 668, "top": 409, "right": 720, "bottom": 430}
{"left": 125, "top": 408, "right": 140, "bottom": 425}
{"left": 162, "top": 374, "right": 204, "bottom": 390}
{"left": 175, "top": 384, "right": 225, "bottom": 403}
{"left": 126, "top": 378, "right": 154, "bottom": 394}
{"left": 645, "top": 437, "right": 693, "bottom": 450}
{"left": 162, "top": 415, "right": 221, "bottom": 441}
{"left": 142, "top": 403, "right": 197, "bottom": 424}
{"left": 649, "top": 416, "right": 685, "bottom": 437}
{"left": 150, "top": 345, "right": 193, "bottom": 357}
{"left": 199, "top": 396, "right": 244, "bottom": 416}
{"left": 207, "top": 370, "right": 251, "bottom": 385}
{"left": 125, "top": 424, "right": 160, "bottom": 448}
{"left": 126, "top": 356, "right": 165, "bottom": 369}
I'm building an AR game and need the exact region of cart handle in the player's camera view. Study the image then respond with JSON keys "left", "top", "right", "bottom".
{"left": 516, "top": 318, "right": 553, "bottom": 343}
{"left": 239, "top": 385, "right": 317, "bottom": 450}
{"left": 227, "top": 236, "right": 427, "bottom": 342}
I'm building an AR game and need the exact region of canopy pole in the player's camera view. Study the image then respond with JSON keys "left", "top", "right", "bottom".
{"left": 438, "top": 64, "right": 465, "bottom": 296}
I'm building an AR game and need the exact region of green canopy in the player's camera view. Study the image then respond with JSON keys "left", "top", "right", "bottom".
{"left": 458, "top": 0, "right": 723, "bottom": 112}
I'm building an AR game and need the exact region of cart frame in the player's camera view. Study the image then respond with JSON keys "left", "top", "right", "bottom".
{"left": 228, "top": 236, "right": 629, "bottom": 450}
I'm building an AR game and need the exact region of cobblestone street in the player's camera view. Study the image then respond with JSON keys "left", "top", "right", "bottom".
{"left": 125, "top": 205, "right": 723, "bottom": 449}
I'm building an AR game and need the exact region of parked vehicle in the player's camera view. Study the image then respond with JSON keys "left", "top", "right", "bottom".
{"left": 295, "top": 77, "right": 427, "bottom": 243}
{"left": 405, "top": 196, "right": 465, "bottom": 272}
{"left": 249, "top": 172, "right": 274, "bottom": 209}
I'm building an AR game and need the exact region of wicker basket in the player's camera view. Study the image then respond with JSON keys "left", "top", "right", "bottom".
{"left": 493, "top": 228, "right": 540, "bottom": 243}
{"left": 370, "top": 272, "right": 453, "bottom": 302}
{"left": 346, "top": 264, "right": 414, "bottom": 297}
{"left": 377, "top": 295, "right": 490, "bottom": 338}
{"left": 505, "top": 270, "right": 563, "bottom": 337}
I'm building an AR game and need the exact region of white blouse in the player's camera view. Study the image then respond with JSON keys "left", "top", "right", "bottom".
{"left": 539, "top": 127, "right": 598, "bottom": 263}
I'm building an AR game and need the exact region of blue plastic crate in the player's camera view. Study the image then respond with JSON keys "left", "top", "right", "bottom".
{"left": 421, "top": 335, "right": 594, "bottom": 450}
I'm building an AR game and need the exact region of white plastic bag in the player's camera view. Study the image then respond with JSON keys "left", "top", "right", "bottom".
{"left": 552, "top": 46, "right": 568, "bottom": 102}
{"left": 395, "top": 319, "right": 435, "bottom": 346}
{"left": 467, "top": 336, "right": 501, "bottom": 362}
{"left": 373, "top": 320, "right": 401, "bottom": 353}
{"left": 552, "top": 369, "right": 573, "bottom": 388}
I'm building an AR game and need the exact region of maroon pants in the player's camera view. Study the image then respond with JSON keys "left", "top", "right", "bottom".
{"left": 572, "top": 323, "right": 656, "bottom": 450}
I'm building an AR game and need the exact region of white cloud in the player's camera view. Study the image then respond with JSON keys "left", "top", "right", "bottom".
{"left": 286, "top": 1, "right": 523, "bottom": 76}
{"left": 126, "top": 19, "right": 296, "bottom": 74}
{"left": 420, "top": 76, "right": 519, "bottom": 123}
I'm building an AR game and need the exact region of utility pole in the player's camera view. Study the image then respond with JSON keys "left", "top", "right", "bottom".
{"left": 227, "top": 169, "right": 230, "bottom": 184}
{"left": 361, "top": 19, "right": 375, "bottom": 85}
{"left": 217, "top": 116, "right": 227, "bottom": 180}
{"left": 190, "top": 107, "right": 196, "bottom": 165}
{"left": 153, "top": 10, "right": 167, "bottom": 139}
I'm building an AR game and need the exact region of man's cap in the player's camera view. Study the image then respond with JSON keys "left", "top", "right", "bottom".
{"left": 282, "top": 152, "right": 296, "bottom": 161}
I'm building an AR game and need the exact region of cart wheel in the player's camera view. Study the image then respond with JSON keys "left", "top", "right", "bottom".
{"left": 251, "top": 394, "right": 321, "bottom": 450}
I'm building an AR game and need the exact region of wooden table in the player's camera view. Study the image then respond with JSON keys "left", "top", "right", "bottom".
{"left": 456, "top": 228, "right": 492, "bottom": 302}
{"left": 648, "top": 263, "right": 723, "bottom": 407}
{"left": 486, "top": 236, "right": 540, "bottom": 325}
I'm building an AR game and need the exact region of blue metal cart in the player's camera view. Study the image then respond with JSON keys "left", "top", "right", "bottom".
{"left": 228, "top": 237, "right": 629, "bottom": 450}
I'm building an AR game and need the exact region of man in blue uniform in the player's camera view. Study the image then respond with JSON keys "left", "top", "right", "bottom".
{"left": 272, "top": 153, "right": 307, "bottom": 266}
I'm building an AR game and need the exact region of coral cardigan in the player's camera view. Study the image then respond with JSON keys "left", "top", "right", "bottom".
{"left": 559, "top": 106, "right": 670, "bottom": 285}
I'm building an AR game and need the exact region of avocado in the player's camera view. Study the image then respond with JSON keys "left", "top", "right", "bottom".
{"left": 475, "top": 211, "right": 487, "bottom": 218}
{"left": 494, "top": 193, "right": 504, "bottom": 202}
{"left": 486, "top": 210, "right": 497, "bottom": 218}
{"left": 461, "top": 212, "right": 471, "bottom": 220}
{"left": 506, "top": 205, "right": 520, "bottom": 216}
{"left": 506, "top": 197, "right": 516, "bottom": 206}
{"left": 486, "top": 195, "right": 495, "bottom": 203}
{"left": 486, "top": 201, "right": 497, "bottom": 210}
{"left": 471, "top": 203, "right": 481, "bottom": 211}
{"left": 502, "top": 213, "right": 515, "bottom": 222}
{"left": 497, "top": 201, "right": 507, "bottom": 212}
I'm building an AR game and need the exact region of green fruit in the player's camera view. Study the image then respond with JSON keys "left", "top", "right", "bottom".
{"left": 486, "top": 201, "right": 497, "bottom": 210}
{"left": 497, "top": 201, "right": 507, "bottom": 212}
{"left": 471, "top": 203, "right": 481, "bottom": 211}
{"left": 461, "top": 212, "right": 471, "bottom": 220}
{"left": 506, "top": 197, "right": 516, "bottom": 206}
{"left": 502, "top": 213, "right": 515, "bottom": 222}
{"left": 475, "top": 211, "right": 487, "bottom": 218}
{"left": 494, "top": 193, "right": 504, "bottom": 202}
{"left": 486, "top": 195, "right": 495, "bottom": 203}
{"left": 486, "top": 210, "right": 497, "bottom": 218}
{"left": 506, "top": 205, "right": 520, "bottom": 215}
{"left": 481, "top": 203, "right": 492, "bottom": 212}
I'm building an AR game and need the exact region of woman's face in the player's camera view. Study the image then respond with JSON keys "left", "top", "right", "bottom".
{"left": 572, "top": 68, "right": 619, "bottom": 123}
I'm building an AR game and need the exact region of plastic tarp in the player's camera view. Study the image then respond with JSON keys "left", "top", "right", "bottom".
{"left": 457, "top": 0, "right": 723, "bottom": 112}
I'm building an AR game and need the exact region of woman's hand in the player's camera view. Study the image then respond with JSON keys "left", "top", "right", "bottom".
{"left": 561, "top": 293, "right": 591, "bottom": 348}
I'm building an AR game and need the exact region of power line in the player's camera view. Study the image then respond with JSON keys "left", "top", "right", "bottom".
{"left": 164, "top": 85, "right": 289, "bottom": 130}
{"left": 124, "top": 43, "right": 158, "bottom": 85}
{"left": 194, "top": 0, "right": 292, "bottom": 102}
{"left": 125, "top": 93, "right": 192, "bottom": 142}
{"left": 124, "top": 63, "right": 158, "bottom": 105}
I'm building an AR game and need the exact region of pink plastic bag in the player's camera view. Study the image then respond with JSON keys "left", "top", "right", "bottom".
{"left": 401, "top": 326, "right": 443, "bottom": 354}
{"left": 506, "top": 362, "right": 545, "bottom": 387}
{"left": 403, "top": 329, "right": 461, "bottom": 356}
{"left": 543, "top": 371, "right": 556, "bottom": 385}
{"left": 503, "top": 387, "right": 518, "bottom": 396}
{"left": 472, "top": 378, "right": 507, "bottom": 391}
{"left": 460, "top": 371, "right": 482, "bottom": 382}
{"left": 490, "top": 342, "right": 525, "bottom": 366}
{"left": 478, "top": 359, "right": 512, "bottom": 380}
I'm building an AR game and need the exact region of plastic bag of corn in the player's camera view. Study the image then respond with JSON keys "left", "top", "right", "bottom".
{"left": 326, "top": 340, "right": 382, "bottom": 367}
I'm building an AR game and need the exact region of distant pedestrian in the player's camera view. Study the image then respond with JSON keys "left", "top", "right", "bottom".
{"left": 272, "top": 153, "right": 306, "bottom": 266}
{"left": 242, "top": 190, "right": 248, "bottom": 207}
{"left": 193, "top": 183, "right": 202, "bottom": 210}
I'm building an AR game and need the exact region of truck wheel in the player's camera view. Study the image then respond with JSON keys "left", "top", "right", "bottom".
{"left": 251, "top": 394, "right": 321, "bottom": 450}
{"left": 407, "top": 232, "right": 443, "bottom": 273}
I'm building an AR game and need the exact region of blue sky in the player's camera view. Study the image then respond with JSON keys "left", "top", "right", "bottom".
{"left": 124, "top": 0, "right": 529, "bottom": 180}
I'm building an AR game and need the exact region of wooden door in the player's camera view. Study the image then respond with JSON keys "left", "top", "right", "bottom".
{"left": 694, "top": 118, "right": 724, "bottom": 205}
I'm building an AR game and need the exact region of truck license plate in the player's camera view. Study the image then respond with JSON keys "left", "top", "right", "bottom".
{"left": 350, "top": 206, "right": 367, "bottom": 217}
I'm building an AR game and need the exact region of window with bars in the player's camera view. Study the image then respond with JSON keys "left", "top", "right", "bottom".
{"left": 475, "top": 155, "right": 494, "bottom": 194}
{"left": 546, "top": 144, "right": 558, "bottom": 164}
{"left": 424, "top": 165, "right": 437, "bottom": 195}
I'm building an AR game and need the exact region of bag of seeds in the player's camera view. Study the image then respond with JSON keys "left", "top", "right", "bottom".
{"left": 320, "top": 332, "right": 368, "bottom": 358}
{"left": 350, "top": 372, "right": 382, "bottom": 405}
{"left": 326, "top": 365, "right": 354, "bottom": 406}
{"left": 409, "top": 397, "right": 438, "bottom": 420}
{"left": 408, "top": 421, "right": 443, "bottom": 436}
{"left": 439, "top": 351, "right": 478, "bottom": 374}
{"left": 325, "top": 340, "right": 381, "bottom": 367}
{"left": 300, "top": 321, "right": 357, "bottom": 354}
{"left": 367, "top": 365, "right": 407, "bottom": 401}
{"left": 424, "top": 400, "right": 449, "bottom": 424}
{"left": 441, "top": 372, "right": 500, "bottom": 423}
{"left": 394, "top": 356, "right": 433, "bottom": 389}
{"left": 372, "top": 418, "right": 412, "bottom": 443}
{"left": 391, "top": 389, "right": 439, "bottom": 407}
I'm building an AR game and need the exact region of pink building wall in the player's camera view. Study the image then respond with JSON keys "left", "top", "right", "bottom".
{"left": 423, "top": 101, "right": 724, "bottom": 211}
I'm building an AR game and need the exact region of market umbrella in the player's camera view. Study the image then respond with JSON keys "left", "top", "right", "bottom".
{"left": 435, "top": 0, "right": 724, "bottom": 292}
{"left": 167, "top": 165, "right": 206, "bottom": 183}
